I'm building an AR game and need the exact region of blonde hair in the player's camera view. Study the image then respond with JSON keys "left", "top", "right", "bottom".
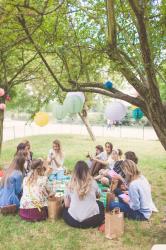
{"left": 121, "top": 160, "right": 140, "bottom": 183}
{"left": 27, "top": 159, "right": 45, "bottom": 185}
{"left": 69, "top": 161, "right": 93, "bottom": 200}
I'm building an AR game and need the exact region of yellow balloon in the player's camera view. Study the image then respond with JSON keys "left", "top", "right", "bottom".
{"left": 34, "top": 112, "right": 49, "bottom": 127}
{"left": 131, "top": 105, "right": 138, "bottom": 110}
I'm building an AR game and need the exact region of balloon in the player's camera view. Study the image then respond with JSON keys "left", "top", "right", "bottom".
{"left": 0, "top": 88, "right": 5, "bottom": 97}
{"left": 105, "top": 102, "right": 127, "bottom": 121}
{"left": 66, "top": 92, "right": 85, "bottom": 103}
{"left": 34, "top": 112, "right": 49, "bottom": 127}
{"left": 0, "top": 103, "right": 6, "bottom": 110}
{"left": 53, "top": 104, "right": 66, "bottom": 120}
{"left": 132, "top": 108, "right": 143, "bottom": 120}
{"left": 103, "top": 81, "right": 113, "bottom": 90}
{"left": 63, "top": 95, "right": 84, "bottom": 114}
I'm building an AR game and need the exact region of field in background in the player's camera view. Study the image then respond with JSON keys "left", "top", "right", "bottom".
{"left": 0, "top": 135, "right": 166, "bottom": 250}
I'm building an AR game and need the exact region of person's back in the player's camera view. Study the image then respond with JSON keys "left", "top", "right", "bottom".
{"left": 63, "top": 161, "right": 104, "bottom": 228}
{"left": 67, "top": 179, "right": 99, "bottom": 222}
{"left": 19, "top": 159, "right": 49, "bottom": 221}
{"left": 20, "top": 175, "right": 49, "bottom": 209}
{"left": 129, "top": 175, "right": 154, "bottom": 219}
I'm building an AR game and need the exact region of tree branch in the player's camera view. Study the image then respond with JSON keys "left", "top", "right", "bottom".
{"left": 106, "top": 0, "right": 117, "bottom": 48}
{"left": 17, "top": 9, "right": 66, "bottom": 92}
{"left": 7, "top": 53, "right": 38, "bottom": 86}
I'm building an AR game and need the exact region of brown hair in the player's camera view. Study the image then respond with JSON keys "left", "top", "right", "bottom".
{"left": 124, "top": 151, "right": 138, "bottom": 164}
{"left": 27, "top": 159, "right": 45, "bottom": 185}
{"left": 121, "top": 160, "right": 140, "bottom": 183}
{"left": 105, "top": 142, "right": 113, "bottom": 153}
{"left": 21, "top": 139, "right": 30, "bottom": 148}
{"left": 69, "top": 161, "right": 93, "bottom": 199}
{"left": 15, "top": 143, "right": 28, "bottom": 157}
{"left": 96, "top": 145, "right": 104, "bottom": 153}
{"left": 0, "top": 154, "right": 25, "bottom": 186}
{"left": 117, "top": 149, "right": 123, "bottom": 158}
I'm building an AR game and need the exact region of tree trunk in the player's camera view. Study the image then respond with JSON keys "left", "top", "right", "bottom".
{"left": 151, "top": 118, "right": 166, "bottom": 151}
{"left": 0, "top": 109, "right": 4, "bottom": 154}
{"left": 78, "top": 112, "right": 96, "bottom": 142}
{"left": 148, "top": 110, "right": 166, "bottom": 151}
{"left": 143, "top": 94, "right": 166, "bottom": 151}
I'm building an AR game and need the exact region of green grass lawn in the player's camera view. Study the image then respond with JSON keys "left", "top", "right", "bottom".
{"left": 0, "top": 135, "right": 166, "bottom": 250}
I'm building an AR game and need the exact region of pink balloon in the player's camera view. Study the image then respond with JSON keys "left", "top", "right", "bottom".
{"left": 0, "top": 88, "right": 5, "bottom": 97}
{"left": 0, "top": 103, "right": 6, "bottom": 110}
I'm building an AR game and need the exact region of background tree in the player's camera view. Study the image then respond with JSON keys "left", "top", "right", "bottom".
{"left": 0, "top": 2, "right": 44, "bottom": 152}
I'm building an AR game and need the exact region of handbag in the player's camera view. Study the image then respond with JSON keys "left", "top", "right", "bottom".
{"left": 0, "top": 204, "right": 17, "bottom": 215}
{"left": 48, "top": 195, "right": 64, "bottom": 220}
{"left": 105, "top": 208, "right": 124, "bottom": 239}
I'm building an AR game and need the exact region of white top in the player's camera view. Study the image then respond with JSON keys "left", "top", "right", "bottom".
{"left": 20, "top": 175, "right": 50, "bottom": 209}
{"left": 65, "top": 180, "right": 100, "bottom": 222}
{"left": 47, "top": 149, "right": 64, "bottom": 173}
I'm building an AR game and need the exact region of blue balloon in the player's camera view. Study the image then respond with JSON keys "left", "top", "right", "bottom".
{"left": 132, "top": 108, "right": 144, "bottom": 120}
{"left": 103, "top": 81, "right": 113, "bottom": 90}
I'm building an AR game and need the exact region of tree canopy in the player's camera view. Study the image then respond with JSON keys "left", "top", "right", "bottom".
{"left": 0, "top": 0, "right": 166, "bottom": 150}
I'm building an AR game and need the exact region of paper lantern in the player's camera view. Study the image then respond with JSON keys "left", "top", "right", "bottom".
{"left": 66, "top": 92, "right": 85, "bottom": 103}
{"left": 0, "top": 103, "right": 6, "bottom": 110}
{"left": 53, "top": 104, "right": 66, "bottom": 120}
{"left": 0, "top": 88, "right": 5, "bottom": 97}
{"left": 103, "top": 81, "right": 113, "bottom": 90}
{"left": 63, "top": 95, "right": 84, "bottom": 114}
{"left": 105, "top": 102, "right": 127, "bottom": 121}
{"left": 132, "top": 108, "right": 143, "bottom": 120}
{"left": 34, "top": 112, "right": 49, "bottom": 127}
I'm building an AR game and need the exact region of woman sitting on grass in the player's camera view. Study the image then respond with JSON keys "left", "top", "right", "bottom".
{"left": 47, "top": 139, "right": 65, "bottom": 179}
{"left": 86, "top": 145, "right": 104, "bottom": 168}
{"left": 15, "top": 142, "right": 32, "bottom": 176}
{"left": 19, "top": 159, "right": 50, "bottom": 222}
{"left": 109, "top": 160, "right": 157, "bottom": 221}
{"left": 63, "top": 161, "right": 105, "bottom": 228}
{"left": 0, "top": 154, "right": 25, "bottom": 209}
{"left": 21, "top": 139, "right": 33, "bottom": 175}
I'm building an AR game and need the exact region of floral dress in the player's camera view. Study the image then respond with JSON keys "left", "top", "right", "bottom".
{"left": 20, "top": 176, "right": 49, "bottom": 209}
{"left": 19, "top": 175, "right": 50, "bottom": 221}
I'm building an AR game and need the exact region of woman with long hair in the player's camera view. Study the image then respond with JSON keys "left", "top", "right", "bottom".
{"left": 19, "top": 159, "right": 50, "bottom": 222}
{"left": 15, "top": 142, "right": 32, "bottom": 176}
{"left": 109, "top": 160, "right": 157, "bottom": 220}
{"left": 63, "top": 161, "right": 104, "bottom": 228}
{"left": 47, "top": 139, "right": 64, "bottom": 176}
{"left": 0, "top": 154, "right": 25, "bottom": 208}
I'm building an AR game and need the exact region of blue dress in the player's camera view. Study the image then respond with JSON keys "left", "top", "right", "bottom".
{"left": 0, "top": 170, "right": 23, "bottom": 208}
